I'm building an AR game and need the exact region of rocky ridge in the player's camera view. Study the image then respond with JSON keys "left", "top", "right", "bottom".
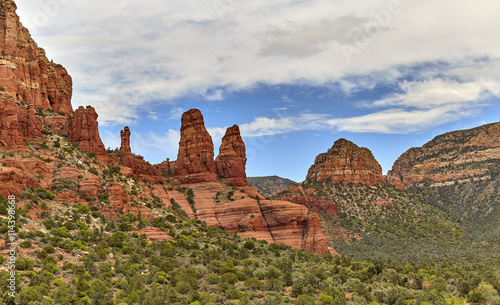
{"left": 388, "top": 122, "right": 500, "bottom": 187}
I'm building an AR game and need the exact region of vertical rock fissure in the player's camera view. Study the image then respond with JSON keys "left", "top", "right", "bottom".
{"left": 255, "top": 200, "right": 277, "bottom": 244}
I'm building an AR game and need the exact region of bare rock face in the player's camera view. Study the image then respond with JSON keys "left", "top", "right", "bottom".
{"left": 173, "top": 109, "right": 217, "bottom": 183}
{"left": 78, "top": 174, "right": 102, "bottom": 199}
{"left": 0, "top": 96, "right": 42, "bottom": 149}
{"left": 0, "top": 0, "right": 73, "bottom": 115}
{"left": 388, "top": 122, "right": 500, "bottom": 188}
{"left": 119, "top": 126, "right": 159, "bottom": 176}
{"left": 259, "top": 200, "right": 329, "bottom": 255}
{"left": 306, "top": 138, "right": 385, "bottom": 186}
{"left": 215, "top": 125, "right": 248, "bottom": 186}
{"left": 280, "top": 185, "right": 339, "bottom": 217}
{"left": 187, "top": 183, "right": 329, "bottom": 254}
{"left": 0, "top": 166, "right": 40, "bottom": 197}
{"left": 43, "top": 115, "right": 70, "bottom": 135}
{"left": 68, "top": 106, "right": 109, "bottom": 161}
{"left": 134, "top": 227, "right": 173, "bottom": 243}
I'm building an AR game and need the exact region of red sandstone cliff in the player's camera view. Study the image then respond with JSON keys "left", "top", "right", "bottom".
{"left": 0, "top": 96, "right": 42, "bottom": 149}
{"left": 306, "top": 138, "right": 385, "bottom": 186}
{"left": 68, "top": 106, "right": 109, "bottom": 161}
{"left": 173, "top": 109, "right": 217, "bottom": 183}
{"left": 215, "top": 124, "right": 248, "bottom": 187}
{"left": 0, "top": 0, "right": 72, "bottom": 115}
{"left": 388, "top": 122, "right": 500, "bottom": 188}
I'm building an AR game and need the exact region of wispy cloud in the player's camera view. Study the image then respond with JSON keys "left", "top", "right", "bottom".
{"left": 148, "top": 111, "right": 160, "bottom": 121}
{"left": 372, "top": 79, "right": 492, "bottom": 109}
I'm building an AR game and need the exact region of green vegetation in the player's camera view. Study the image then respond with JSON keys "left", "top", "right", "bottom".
{"left": 410, "top": 159, "right": 500, "bottom": 243}
{"left": 248, "top": 175, "right": 297, "bottom": 197}
{"left": 2, "top": 200, "right": 500, "bottom": 304}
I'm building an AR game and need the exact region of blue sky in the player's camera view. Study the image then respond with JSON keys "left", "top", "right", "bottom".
{"left": 16, "top": 0, "right": 500, "bottom": 182}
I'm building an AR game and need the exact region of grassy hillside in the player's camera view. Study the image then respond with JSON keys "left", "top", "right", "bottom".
{"left": 409, "top": 159, "right": 500, "bottom": 243}
{"left": 2, "top": 192, "right": 500, "bottom": 305}
{"left": 275, "top": 181, "right": 500, "bottom": 266}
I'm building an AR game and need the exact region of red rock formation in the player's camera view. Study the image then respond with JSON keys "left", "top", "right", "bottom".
{"left": 0, "top": 166, "right": 40, "bottom": 197}
{"left": 388, "top": 121, "right": 500, "bottom": 187}
{"left": 215, "top": 125, "right": 248, "bottom": 186}
{"left": 174, "top": 109, "right": 217, "bottom": 183}
{"left": 68, "top": 106, "right": 109, "bottom": 161}
{"left": 0, "top": 96, "right": 42, "bottom": 149}
{"left": 0, "top": 0, "right": 73, "bottom": 115}
{"left": 120, "top": 126, "right": 131, "bottom": 154}
{"left": 306, "top": 138, "right": 385, "bottom": 186}
{"left": 259, "top": 200, "right": 329, "bottom": 254}
{"left": 188, "top": 183, "right": 329, "bottom": 254}
{"left": 78, "top": 174, "right": 102, "bottom": 198}
{"left": 134, "top": 227, "right": 173, "bottom": 242}
{"left": 281, "top": 186, "right": 339, "bottom": 217}
{"left": 118, "top": 126, "right": 159, "bottom": 176}
{"left": 43, "top": 115, "right": 70, "bottom": 135}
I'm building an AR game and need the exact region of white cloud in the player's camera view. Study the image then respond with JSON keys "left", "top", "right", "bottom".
{"left": 148, "top": 111, "right": 159, "bottom": 121}
{"left": 15, "top": 0, "right": 500, "bottom": 125}
{"left": 169, "top": 107, "right": 185, "bottom": 120}
{"left": 372, "top": 79, "right": 492, "bottom": 109}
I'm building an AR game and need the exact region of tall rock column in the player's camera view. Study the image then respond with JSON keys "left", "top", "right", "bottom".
{"left": 215, "top": 125, "right": 248, "bottom": 186}
{"left": 173, "top": 109, "right": 217, "bottom": 184}
{"left": 120, "top": 126, "right": 131, "bottom": 154}
{"left": 118, "top": 126, "right": 158, "bottom": 176}
{"left": 68, "top": 106, "right": 109, "bottom": 161}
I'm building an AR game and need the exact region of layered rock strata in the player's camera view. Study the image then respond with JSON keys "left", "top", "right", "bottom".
{"left": 0, "top": 96, "right": 42, "bottom": 149}
{"left": 119, "top": 126, "right": 158, "bottom": 176}
{"left": 173, "top": 109, "right": 217, "bottom": 183}
{"left": 0, "top": 0, "right": 73, "bottom": 114}
{"left": 68, "top": 106, "right": 109, "bottom": 161}
{"left": 215, "top": 125, "right": 248, "bottom": 186}
{"left": 306, "top": 138, "right": 385, "bottom": 186}
{"left": 388, "top": 122, "right": 500, "bottom": 187}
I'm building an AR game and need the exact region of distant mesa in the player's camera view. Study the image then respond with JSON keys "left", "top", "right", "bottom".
{"left": 306, "top": 138, "right": 386, "bottom": 186}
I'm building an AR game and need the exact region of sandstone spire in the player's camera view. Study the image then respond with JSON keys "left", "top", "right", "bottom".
{"left": 173, "top": 109, "right": 217, "bottom": 183}
{"left": 215, "top": 125, "right": 248, "bottom": 186}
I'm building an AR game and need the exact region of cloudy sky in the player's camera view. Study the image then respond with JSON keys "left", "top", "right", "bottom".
{"left": 17, "top": 0, "right": 500, "bottom": 181}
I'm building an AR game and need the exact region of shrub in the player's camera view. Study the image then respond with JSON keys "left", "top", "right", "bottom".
{"left": 20, "top": 240, "right": 32, "bottom": 248}
{"left": 35, "top": 108, "right": 46, "bottom": 117}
